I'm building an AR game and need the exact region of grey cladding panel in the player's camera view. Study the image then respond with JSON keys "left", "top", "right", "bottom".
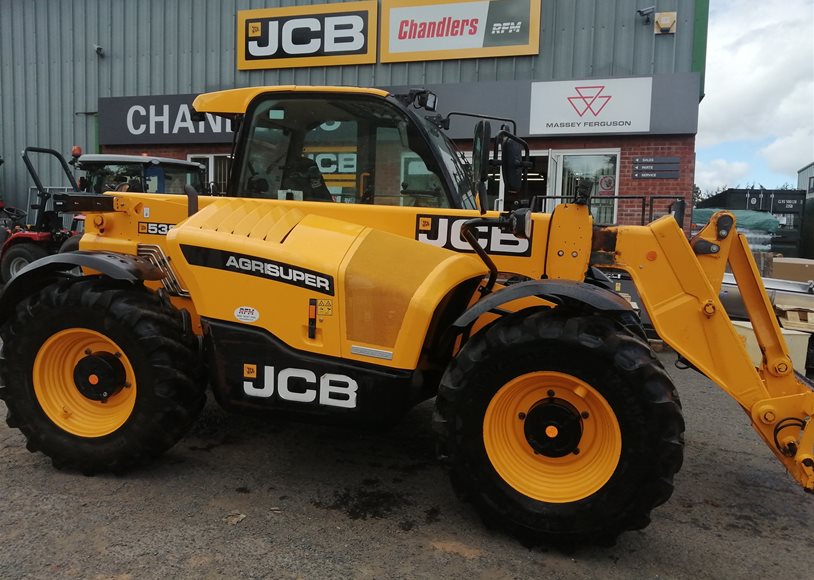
{"left": 0, "top": 0, "right": 702, "bottom": 206}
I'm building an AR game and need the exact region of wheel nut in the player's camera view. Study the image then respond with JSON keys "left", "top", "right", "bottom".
{"left": 518, "top": 412, "right": 526, "bottom": 420}
{"left": 573, "top": 448, "right": 580, "bottom": 455}
{"left": 547, "top": 390, "right": 555, "bottom": 397}
{"left": 581, "top": 411, "right": 590, "bottom": 419}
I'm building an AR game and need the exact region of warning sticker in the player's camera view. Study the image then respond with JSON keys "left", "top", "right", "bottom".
{"left": 317, "top": 299, "right": 333, "bottom": 316}
{"left": 243, "top": 364, "right": 257, "bottom": 379}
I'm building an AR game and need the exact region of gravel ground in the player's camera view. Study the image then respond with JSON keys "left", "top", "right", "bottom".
{"left": 1, "top": 352, "right": 812, "bottom": 579}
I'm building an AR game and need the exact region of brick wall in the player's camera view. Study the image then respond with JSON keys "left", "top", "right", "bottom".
{"left": 525, "top": 134, "right": 695, "bottom": 232}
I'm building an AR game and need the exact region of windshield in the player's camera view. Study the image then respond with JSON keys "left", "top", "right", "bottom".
{"left": 234, "top": 95, "right": 454, "bottom": 208}
{"left": 81, "top": 163, "right": 204, "bottom": 194}
{"left": 416, "top": 115, "right": 477, "bottom": 210}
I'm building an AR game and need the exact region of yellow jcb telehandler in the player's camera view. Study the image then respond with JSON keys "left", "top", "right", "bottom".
{"left": 0, "top": 86, "right": 811, "bottom": 544}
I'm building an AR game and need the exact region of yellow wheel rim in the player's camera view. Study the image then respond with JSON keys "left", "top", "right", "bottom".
{"left": 483, "top": 371, "right": 622, "bottom": 503}
{"left": 33, "top": 328, "right": 137, "bottom": 438}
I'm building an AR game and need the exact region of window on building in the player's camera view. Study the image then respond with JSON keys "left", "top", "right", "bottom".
{"left": 188, "top": 154, "right": 231, "bottom": 194}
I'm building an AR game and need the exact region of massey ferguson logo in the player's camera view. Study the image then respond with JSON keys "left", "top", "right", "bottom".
{"left": 238, "top": 3, "right": 376, "bottom": 69}
{"left": 568, "top": 86, "right": 612, "bottom": 117}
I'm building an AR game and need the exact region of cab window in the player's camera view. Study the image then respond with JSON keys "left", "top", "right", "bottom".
{"left": 236, "top": 96, "right": 451, "bottom": 208}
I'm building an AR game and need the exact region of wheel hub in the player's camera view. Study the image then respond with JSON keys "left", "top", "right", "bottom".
{"left": 523, "top": 398, "right": 583, "bottom": 458}
{"left": 73, "top": 351, "right": 127, "bottom": 401}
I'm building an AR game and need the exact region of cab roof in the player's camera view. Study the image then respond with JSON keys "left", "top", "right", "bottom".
{"left": 192, "top": 86, "right": 391, "bottom": 115}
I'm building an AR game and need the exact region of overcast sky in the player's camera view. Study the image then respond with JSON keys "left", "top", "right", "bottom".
{"left": 695, "top": 0, "right": 814, "bottom": 192}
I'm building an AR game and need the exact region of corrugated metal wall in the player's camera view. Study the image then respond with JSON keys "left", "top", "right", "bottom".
{"left": 0, "top": 0, "right": 700, "bottom": 206}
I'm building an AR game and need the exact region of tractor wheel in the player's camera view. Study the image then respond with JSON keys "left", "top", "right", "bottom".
{"left": 59, "top": 235, "right": 81, "bottom": 253}
{"left": 1, "top": 243, "right": 48, "bottom": 282}
{"left": 435, "top": 308, "right": 684, "bottom": 545}
{"left": 0, "top": 279, "right": 204, "bottom": 473}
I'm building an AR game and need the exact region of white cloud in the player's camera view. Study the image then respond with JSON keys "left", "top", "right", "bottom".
{"left": 697, "top": 0, "right": 814, "bottom": 149}
{"left": 759, "top": 127, "right": 814, "bottom": 174}
{"left": 696, "top": 159, "right": 751, "bottom": 192}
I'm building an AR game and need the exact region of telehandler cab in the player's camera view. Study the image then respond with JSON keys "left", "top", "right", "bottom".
{"left": 0, "top": 86, "right": 811, "bottom": 544}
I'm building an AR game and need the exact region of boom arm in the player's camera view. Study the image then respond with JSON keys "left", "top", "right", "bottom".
{"left": 548, "top": 203, "right": 814, "bottom": 491}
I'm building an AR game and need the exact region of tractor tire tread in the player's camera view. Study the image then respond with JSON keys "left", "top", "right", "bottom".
{"left": 0, "top": 278, "right": 204, "bottom": 474}
{"left": 434, "top": 308, "right": 684, "bottom": 545}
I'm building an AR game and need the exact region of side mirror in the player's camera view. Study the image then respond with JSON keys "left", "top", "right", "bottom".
{"left": 472, "top": 121, "right": 491, "bottom": 214}
{"left": 472, "top": 121, "right": 491, "bottom": 185}
{"left": 501, "top": 138, "right": 524, "bottom": 193}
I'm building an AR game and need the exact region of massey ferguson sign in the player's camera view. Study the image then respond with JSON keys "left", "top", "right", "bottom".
{"left": 381, "top": 0, "right": 540, "bottom": 63}
{"left": 529, "top": 77, "right": 654, "bottom": 135}
{"left": 237, "top": 1, "right": 377, "bottom": 70}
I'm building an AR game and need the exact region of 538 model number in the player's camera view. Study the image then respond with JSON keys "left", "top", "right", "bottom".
{"left": 138, "top": 222, "right": 175, "bottom": 235}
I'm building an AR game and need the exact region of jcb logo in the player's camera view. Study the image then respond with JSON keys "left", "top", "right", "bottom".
{"left": 238, "top": 2, "right": 376, "bottom": 70}
{"left": 415, "top": 215, "right": 532, "bottom": 256}
{"left": 242, "top": 365, "right": 358, "bottom": 409}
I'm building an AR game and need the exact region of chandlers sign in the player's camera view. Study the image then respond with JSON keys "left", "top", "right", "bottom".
{"left": 237, "top": 1, "right": 377, "bottom": 70}
{"left": 529, "top": 77, "right": 654, "bottom": 136}
{"left": 98, "top": 94, "right": 234, "bottom": 145}
{"left": 381, "top": 0, "right": 540, "bottom": 63}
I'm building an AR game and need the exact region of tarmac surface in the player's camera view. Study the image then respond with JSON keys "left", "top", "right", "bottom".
{"left": 1, "top": 352, "right": 813, "bottom": 579}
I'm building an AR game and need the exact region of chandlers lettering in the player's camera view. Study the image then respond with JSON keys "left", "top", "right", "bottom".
{"left": 398, "top": 17, "right": 478, "bottom": 40}
{"left": 180, "top": 245, "right": 334, "bottom": 295}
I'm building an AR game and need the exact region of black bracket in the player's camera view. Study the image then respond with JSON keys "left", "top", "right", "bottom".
{"left": 691, "top": 239, "right": 721, "bottom": 255}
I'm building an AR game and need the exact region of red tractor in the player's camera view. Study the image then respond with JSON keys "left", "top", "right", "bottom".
{"left": 0, "top": 148, "right": 207, "bottom": 282}
{"left": 0, "top": 147, "right": 80, "bottom": 283}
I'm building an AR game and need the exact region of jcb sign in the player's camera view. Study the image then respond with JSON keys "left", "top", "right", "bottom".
{"left": 237, "top": 1, "right": 377, "bottom": 70}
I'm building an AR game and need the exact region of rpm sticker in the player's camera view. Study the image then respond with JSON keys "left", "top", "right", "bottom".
{"left": 234, "top": 306, "right": 260, "bottom": 323}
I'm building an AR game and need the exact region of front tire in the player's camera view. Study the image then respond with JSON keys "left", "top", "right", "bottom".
{"left": 435, "top": 309, "right": 684, "bottom": 544}
{"left": 0, "top": 279, "right": 205, "bottom": 473}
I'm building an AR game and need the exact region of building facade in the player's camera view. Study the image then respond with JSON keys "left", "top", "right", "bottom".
{"left": 0, "top": 0, "right": 708, "bottom": 225}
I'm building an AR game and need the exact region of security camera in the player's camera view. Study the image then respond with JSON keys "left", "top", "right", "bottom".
{"left": 637, "top": 6, "right": 656, "bottom": 16}
{"left": 93, "top": 44, "right": 104, "bottom": 57}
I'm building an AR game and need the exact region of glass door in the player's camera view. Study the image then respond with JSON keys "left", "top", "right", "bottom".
{"left": 547, "top": 149, "right": 619, "bottom": 223}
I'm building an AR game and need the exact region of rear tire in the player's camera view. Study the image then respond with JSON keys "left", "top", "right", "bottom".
{"left": 0, "top": 279, "right": 204, "bottom": 473}
{"left": 1, "top": 243, "right": 49, "bottom": 282}
{"left": 435, "top": 308, "right": 684, "bottom": 544}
